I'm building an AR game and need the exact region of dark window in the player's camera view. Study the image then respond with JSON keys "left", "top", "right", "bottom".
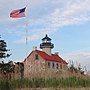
{"left": 56, "top": 63, "right": 59, "bottom": 69}
{"left": 52, "top": 63, "right": 54, "bottom": 68}
{"left": 35, "top": 54, "right": 38, "bottom": 60}
{"left": 48, "top": 62, "right": 50, "bottom": 68}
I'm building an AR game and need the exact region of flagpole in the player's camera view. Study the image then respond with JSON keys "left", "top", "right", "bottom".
{"left": 26, "top": 14, "right": 28, "bottom": 65}
{"left": 10, "top": 6, "right": 28, "bottom": 78}
{"left": 25, "top": 6, "right": 28, "bottom": 78}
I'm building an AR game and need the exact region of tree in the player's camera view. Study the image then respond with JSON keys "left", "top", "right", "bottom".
{"left": 0, "top": 36, "right": 11, "bottom": 59}
{"left": 0, "top": 61, "right": 15, "bottom": 80}
{"left": 0, "top": 36, "right": 12, "bottom": 80}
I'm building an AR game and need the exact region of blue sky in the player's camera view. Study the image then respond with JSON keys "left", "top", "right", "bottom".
{"left": 0, "top": 0, "right": 90, "bottom": 72}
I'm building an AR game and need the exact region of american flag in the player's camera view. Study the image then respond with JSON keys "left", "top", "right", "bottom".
{"left": 10, "top": 7, "right": 26, "bottom": 18}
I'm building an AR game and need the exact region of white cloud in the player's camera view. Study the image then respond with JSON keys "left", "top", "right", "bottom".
{"left": 47, "top": 0, "right": 90, "bottom": 28}
{"left": 63, "top": 51, "right": 90, "bottom": 71}
{"left": 1, "top": 0, "right": 90, "bottom": 43}
{"left": 29, "top": 0, "right": 90, "bottom": 30}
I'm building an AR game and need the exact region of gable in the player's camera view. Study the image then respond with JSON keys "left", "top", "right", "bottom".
{"left": 23, "top": 50, "right": 45, "bottom": 63}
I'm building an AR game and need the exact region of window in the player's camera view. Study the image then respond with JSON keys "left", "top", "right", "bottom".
{"left": 35, "top": 54, "right": 38, "bottom": 60}
{"left": 52, "top": 63, "right": 54, "bottom": 68}
{"left": 56, "top": 63, "right": 59, "bottom": 69}
{"left": 48, "top": 62, "right": 50, "bottom": 68}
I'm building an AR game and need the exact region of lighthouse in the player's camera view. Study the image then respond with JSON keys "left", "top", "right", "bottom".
{"left": 40, "top": 34, "right": 54, "bottom": 55}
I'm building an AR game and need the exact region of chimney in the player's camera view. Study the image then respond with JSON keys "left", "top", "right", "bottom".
{"left": 33, "top": 46, "right": 37, "bottom": 51}
{"left": 55, "top": 52, "right": 59, "bottom": 55}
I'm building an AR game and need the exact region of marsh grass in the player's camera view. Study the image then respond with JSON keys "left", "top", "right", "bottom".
{"left": 0, "top": 76, "right": 90, "bottom": 90}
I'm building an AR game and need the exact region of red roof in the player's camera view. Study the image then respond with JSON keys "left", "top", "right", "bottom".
{"left": 24, "top": 50, "right": 67, "bottom": 64}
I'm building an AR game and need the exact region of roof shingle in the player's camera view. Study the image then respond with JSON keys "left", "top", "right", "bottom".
{"left": 24, "top": 50, "right": 67, "bottom": 64}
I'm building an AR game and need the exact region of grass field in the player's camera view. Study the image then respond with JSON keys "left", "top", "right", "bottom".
{"left": 0, "top": 76, "right": 90, "bottom": 90}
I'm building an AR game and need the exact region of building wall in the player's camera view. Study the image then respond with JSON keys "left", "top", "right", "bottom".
{"left": 46, "top": 60, "right": 68, "bottom": 70}
{"left": 44, "top": 60, "right": 68, "bottom": 78}
{"left": 24, "top": 51, "right": 46, "bottom": 78}
{"left": 24, "top": 51, "right": 68, "bottom": 78}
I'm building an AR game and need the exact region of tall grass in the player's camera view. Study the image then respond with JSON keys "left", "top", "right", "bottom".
{"left": 0, "top": 76, "right": 90, "bottom": 90}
